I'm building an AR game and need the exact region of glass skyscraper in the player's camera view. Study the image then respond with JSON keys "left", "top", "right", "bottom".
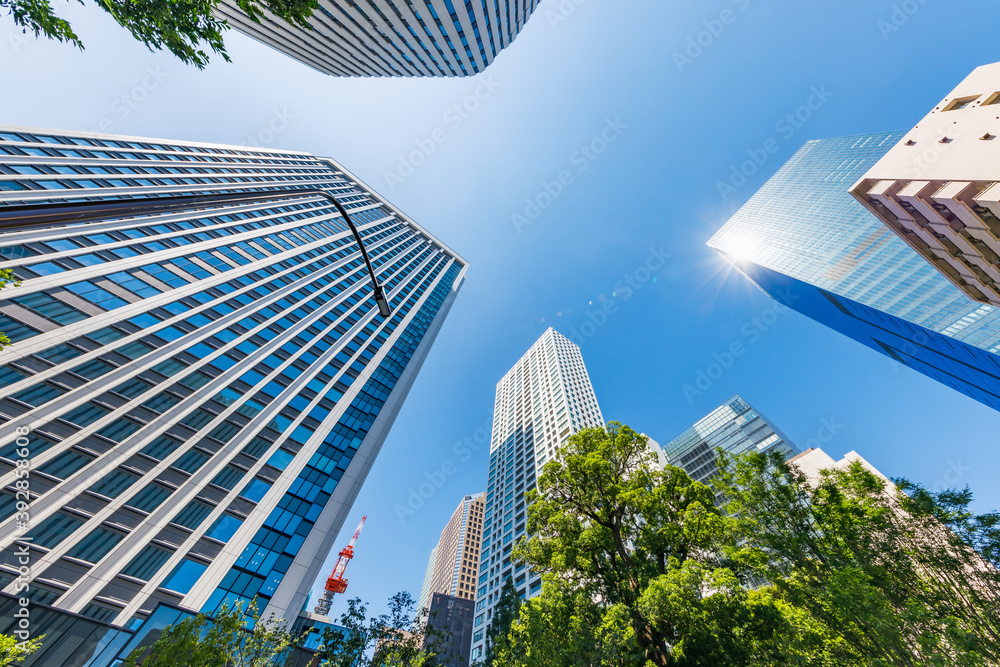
{"left": 470, "top": 328, "right": 604, "bottom": 662}
{"left": 660, "top": 395, "right": 798, "bottom": 491}
{"left": 709, "top": 133, "right": 1000, "bottom": 412}
{"left": 215, "top": 0, "right": 542, "bottom": 77}
{"left": 0, "top": 125, "right": 466, "bottom": 665}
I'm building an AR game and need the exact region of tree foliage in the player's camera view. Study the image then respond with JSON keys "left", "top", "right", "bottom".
{"left": 0, "top": 269, "right": 19, "bottom": 351}
{"left": 2, "top": 0, "right": 318, "bottom": 68}
{"left": 0, "top": 633, "right": 43, "bottom": 666}
{"left": 318, "top": 591, "right": 448, "bottom": 667}
{"left": 509, "top": 422, "right": 792, "bottom": 666}
{"left": 717, "top": 450, "right": 1000, "bottom": 666}
{"left": 495, "top": 422, "right": 1000, "bottom": 667}
{"left": 124, "top": 598, "right": 302, "bottom": 667}
{"left": 483, "top": 577, "right": 520, "bottom": 666}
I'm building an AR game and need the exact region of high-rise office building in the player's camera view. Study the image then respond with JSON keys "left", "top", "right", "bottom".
{"left": 0, "top": 125, "right": 466, "bottom": 665}
{"left": 215, "top": 0, "right": 542, "bottom": 77}
{"left": 850, "top": 62, "right": 1000, "bottom": 307}
{"left": 708, "top": 132, "right": 1000, "bottom": 412}
{"left": 419, "top": 492, "right": 484, "bottom": 614}
{"left": 660, "top": 395, "right": 798, "bottom": 491}
{"left": 470, "top": 328, "right": 604, "bottom": 662}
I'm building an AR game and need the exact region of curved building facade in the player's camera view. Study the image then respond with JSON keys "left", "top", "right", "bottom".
{"left": 216, "top": 0, "right": 543, "bottom": 76}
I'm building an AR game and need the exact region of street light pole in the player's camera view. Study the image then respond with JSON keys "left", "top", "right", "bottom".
{"left": 0, "top": 188, "right": 392, "bottom": 318}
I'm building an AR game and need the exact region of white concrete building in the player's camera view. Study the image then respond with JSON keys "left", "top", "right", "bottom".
{"left": 788, "top": 448, "right": 891, "bottom": 488}
{"left": 215, "top": 0, "right": 542, "bottom": 77}
{"left": 850, "top": 62, "right": 1000, "bottom": 306}
{"left": 469, "top": 328, "right": 604, "bottom": 661}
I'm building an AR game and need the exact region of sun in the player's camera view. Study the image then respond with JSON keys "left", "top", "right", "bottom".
{"left": 725, "top": 234, "right": 760, "bottom": 261}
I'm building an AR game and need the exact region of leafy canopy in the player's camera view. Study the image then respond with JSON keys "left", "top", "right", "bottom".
{"left": 0, "top": 633, "right": 43, "bottom": 666}
{"left": 716, "top": 449, "right": 1000, "bottom": 667}
{"left": 507, "top": 422, "right": 792, "bottom": 667}
{"left": 482, "top": 577, "right": 520, "bottom": 667}
{"left": 491, "top": 422, "right": 1000, "bottom": 667}
{"left": 0, "top": 269, "right": 19, "bottom": 351}
{"left": 124, "top": 598, "right": 302, "bottom": 667}
{"left": 2, "top": 0, "right": 318, "bottom": 68}
{"left": 318, "top": 591, "right": 448, "bottom": 667}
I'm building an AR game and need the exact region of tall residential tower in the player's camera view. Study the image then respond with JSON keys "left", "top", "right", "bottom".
{"left": 0, "top": 125, "right": 466, "bottom": 665}
{"left": 215, "top": 0, "right": 543, "bottom": 77}
{"left": 470, "top": 328, "right": 604, "bottom": 661}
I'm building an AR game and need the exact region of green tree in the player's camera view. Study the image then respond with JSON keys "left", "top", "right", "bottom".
{"left": 482, "top": 577, "right": 520, "bottom": 667}
{"left": 501, "top": 576, "right": 636, "bottom": 667}
{"left": 508, "top": 422, "right": 791, "bottom": 667}
{"left": 124, "top": 598, "right": 303, "bottom": 667}
{"left": 0, "top": 633, "right": 43, "bottom": 666}
{"left": 318, "top": 591, "right": 447, "bottom": 667}
{"left": 716, "top": 449, "right": 1000, "bottom": 667}
{"left": 0, "top": 268, "right": 19, "bottom": 351}
{"left": 2, "top": 0, "right": 318, "bottom": 68}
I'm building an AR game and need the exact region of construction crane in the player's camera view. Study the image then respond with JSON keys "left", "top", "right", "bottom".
{"left": 314, "top": 516, "right": 366, "bottom": 616}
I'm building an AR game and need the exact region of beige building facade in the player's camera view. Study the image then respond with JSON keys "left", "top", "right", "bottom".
{"left": 418, "top": 493, "right": 484, "bottom": 612}
{"left": 850, "top": 62, "right": 1000, "bottom": 306}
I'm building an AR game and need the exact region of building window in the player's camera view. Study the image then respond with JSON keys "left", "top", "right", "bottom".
{"left": 127, "top": 484, "right": 173, "bottom": 513}
{"left": 944, "top": 95, "right": 979, "bottom": 111}
{"left": 28, "top": 512, "right": 85, "bottom": 548}
{"left": 162, "top": 558, "right": 209, "bottom": 594}
{"left": 172, "top": 500, "right": 215, "bottom": 529}
{"left": 121, "top": 544, "right": 172, "bottom": 581}
{"left": 67, "top": 528, "right": 124, "bottom": 563}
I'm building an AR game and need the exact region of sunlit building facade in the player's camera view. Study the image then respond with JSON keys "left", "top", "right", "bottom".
{"left": 850, "top": 62, "right": 1000, "bottom": 307}
{"left": 709, "top": 132, "right": 1000, "bottom": 412}
{"left": 0, "top": 125, "right": 466, "bottom": 665}
{"left": 470, "top": 328, "right": 604, "bottom": 662}
{"left": 215, "top": 0, "right": 542, "bottom": 77}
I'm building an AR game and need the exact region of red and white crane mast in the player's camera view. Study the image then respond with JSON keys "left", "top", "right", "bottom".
{"left": 313, "top": 516, "right": 366, "bottom": 616}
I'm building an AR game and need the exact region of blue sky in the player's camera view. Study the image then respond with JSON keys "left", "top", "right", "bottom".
{"left": 4, "top": 0, "right": 1000, "bottom": 621}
